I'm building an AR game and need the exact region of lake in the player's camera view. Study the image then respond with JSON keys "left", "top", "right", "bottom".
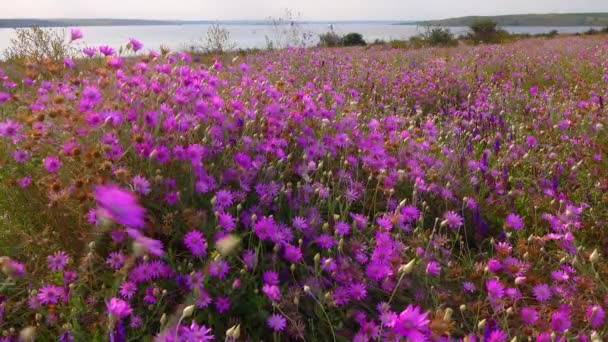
{"left": 0, "top": 24, "right": 601, "bottom": 53}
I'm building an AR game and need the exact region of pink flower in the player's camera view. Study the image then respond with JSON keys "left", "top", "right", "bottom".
{"left": 267, "top": 313, "right": 286, "bottom": 331}
{"left": 43, "top": 155, "right": 61, "bottom": 173}
{"left": 70, "top": 28, "right": 83, "bottom": 41}
{"left": 107, "top": 297, "right": 132, "bottom": 319}
{"left": 392, "top": 305, "right": 429, "bottom": 340}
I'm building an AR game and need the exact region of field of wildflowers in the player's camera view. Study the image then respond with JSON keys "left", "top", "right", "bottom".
{"left": 0, "top": 30, "right": 608, "bottom": 341}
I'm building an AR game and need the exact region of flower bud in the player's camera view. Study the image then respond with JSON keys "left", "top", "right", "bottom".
{"left": 19, "top": 326, "right": 36, "bottom": 342}
{"left": 590, "top": 249, "right": 600, "bottom": 264}
{"left": 181, "top": 305, "right": 195, "bottom": 319}
{"left": 399, "top": 259, "right": 416, "bottom": 275}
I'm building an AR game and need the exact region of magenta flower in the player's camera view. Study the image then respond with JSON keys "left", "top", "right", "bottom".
{"left": 43, "top": 155, "right": 61, "bottom": 173}
{"left": 108, "top": 57, "right": 124, "bottom": 69}
{"left": 64, "top": 57, "right": 76, "bottom": 68}
{"left": 443, "top": 211, "right": 463, "bottom": 229}
{"left": 586, "top": 305, "right": 605, "bottom": 328}
{"left": 128, "top": 229, "right": 164, "bottom": 257}
{"left": 283, "top": 244, "right": 302, "bottom": 263}
{"left": 184, "top": 230, "right": 207, "bottom": 257}
{"left": 520, "top": 307, "right": 539, "bottom": 325}
{"left": 95, "top": 184, "right": 145, "bottom": 228}
{"left": 107, "top": 297, "right": 132, "bottom": 319}
{"left": 47, "top": 251, "right": 68, "bottom": 271}
{"left": 37, "top": 285, "right": 66, "bottom": 304}
{"left": 70, "top": 28, "right": 83, "bottom": 41}
{"left": 550, "top": 310, "right": 571, "bottom": 332}
{"left": 128, "top": 38, "right": 143, "bottom": 52}
{"left": 392, "top": 305, "right": 429, "bottom": 340}
{"left": 532, "top": 283, "right": 552, "bottom": 302}
{"left": 82, "top": 46, "right": 97, "bottom": 57}
{"left": 267, "top": 313, "right": 286, "bottom": 331}
{"left": 132, "top": 175, "right": 151, "bottom": 195}
{"left": 505, "top": 213, "right": 524, "bottom": 230}
{"left": 425, "top": 260, "right": 441, "bottom": 276}
{"left": 486, "top": 279, "right": 504, "bottom": 299}
{"left": 179, "top": 322, "right": 214, "bottom": 341}
{"left": 12, "top": 150, "right": 29, "bottom": 163}
{"left": 106, "top": 252, "right": 126, "bottom": 269}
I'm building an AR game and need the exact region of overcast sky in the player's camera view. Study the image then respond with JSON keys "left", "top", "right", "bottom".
{"left": 2, "top": 0, "right": 608, "bottom": 20}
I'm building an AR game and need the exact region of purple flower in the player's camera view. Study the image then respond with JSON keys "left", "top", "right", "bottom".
{"left": 106, "top": 252, "right": 126, "bottom": 269}
{"left": 521, "top": 307, "right": 538, "bottom": 325}
{"left": 586, "top": 305, "right": 605, "bottom": 328}
{"left": 486, "top": 279, "right": 504, "bottom": 299}
{"left": 99, "top": 45, "right": 116, "bottom": 56}
{"left": 70, "top": 28, "right": 83, "bottom": 41}
{"left": 425, "top": 261, "right": 441, "bottom": 276}
{"left": 214, "top": 296, "right": 230, "bottom": 313}
{"left": 283, "top": 244, "right": 302, "bottom": 263}
{"left": 550, "top": 310, "right": 571, "bottom": 333}
{"left": 267, "top": 313, "right": 286, "bottom": 331}
{"left": 132, "top": 175, "right": 151, "bottom": 195}
{"left": 487, "top": 259, "right": 502, "bottom": 273}
{"left": 262, "top": 284, "right": 281, "bottom": 302}
{"left": 12, "top": 150, "right": 29, "bottom": 163}
{"left": 128, "top": 38, "right": 143, "bottom": 52}
{"left": 505, "top": 213, "right": 524, "bottom": 230}
{"left": 37, "top": 285, "right": 66, "bottom": 304}
{"left": 47, "top": 251, "right": 68, "bottom": 271}
{"left": 82, "top": 46, "right": 97, "bottom": 57}
{"left": 108, "top": 57, "right": 124, "bottom": 69}
{"left": 64, "top": 57, "right": 76, "bottom": 68}
{"left": 107, "top": 297, "right": 132, "bottom": 319}
{"left": 532, "top": 283, "right": 552, "bottom": 302}
{"left": 95, "top": 184, "right": 145, "bottom": 228}
{"left": 443, "top": 211, "right": 463, "bottom": 229}
{"left": 179, "top": 322, "right": 214, "bottom": 341}
{"left": 44, "top": 155, "right": 61, "bottom": 173}
{"left": 463, "top": 281, "right": 477, "bottom": 293}
{"left": 128, "top": 229, "right": 164, "bottom": 257}
{"left": 392, "top": 305, "right": 429, "bottom": 340}
{"left": 184, "top": 230, "right": 207, "bottom": 257}
{"left": 119, "top": 281, "right": 137, "bottom": 299}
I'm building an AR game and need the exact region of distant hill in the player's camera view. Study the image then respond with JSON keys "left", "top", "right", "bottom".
{"left": 0, "top": 18, "right": 410, "bottom": 29}
{"left": 415, "top": 13, "right": 608, "bottom": 27}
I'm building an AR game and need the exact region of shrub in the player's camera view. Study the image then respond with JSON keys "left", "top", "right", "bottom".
{"left": 318, "top": 30, "right": 343, "bottom": 47}
{"left": 196, "top": 24, "right": 236, "bottom": 54}
{"left": 342, "top": 32, "right": 366, "bottom": 46}
{"left": 3, "top": 27, "right": 73, "bottom": 62}
{"left": 467, "top": 19, "right": 508, "bottom": 44}
{"left": 416, "top": 27, "right": 458, "bottom": 47}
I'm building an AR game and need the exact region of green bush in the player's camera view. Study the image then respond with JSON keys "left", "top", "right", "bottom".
{"left": 318, "top": 30, "right": 342, "bottom": 47}
{"left": 3, "top": 27, "right": 73, "bottom": 63}
{"left": 467, "top": 19, "right": 508, "bottom": 44}
{"left": 342, "top": 32, "right": 366, "bottom": 46}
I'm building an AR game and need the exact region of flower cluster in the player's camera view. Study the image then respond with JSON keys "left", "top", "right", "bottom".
{"left": 0, "top": 30, "right": 607, "bottom": 341}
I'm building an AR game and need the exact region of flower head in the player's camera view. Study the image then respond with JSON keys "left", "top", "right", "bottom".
{"left": 267, "top": 314, "right": 286, "bottom": 331}
{"left": 44, "top": 155, "right": 61, "bottom": 173}
{"left": 107, "top": 297, "right": 132, "bottom": 319}
{"left": 70, "top": 28, "right": 83, "bottom": 41}
{"left": 392, "top": 305, "right": 429, "bottom": 340}
{"left": 184, "top": 230, "right": 207, "bottom": 257}
{"left": 95, "top": 184, "right": 145, "bottom": 228}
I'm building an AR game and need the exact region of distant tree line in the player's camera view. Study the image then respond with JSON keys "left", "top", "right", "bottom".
{"left": 318, "top": 20, "right": 608, "bottom": 49}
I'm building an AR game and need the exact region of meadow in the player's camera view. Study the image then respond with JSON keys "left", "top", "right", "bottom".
{"left": 0, "top": 31, "right": 607, "bottom": 341}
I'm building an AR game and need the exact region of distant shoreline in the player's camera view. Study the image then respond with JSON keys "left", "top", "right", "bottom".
{"left": 413, "top": 13, "right": 608, "bottom": 27}
{"left": 0, "top": 19, "right": 416, "bottom": 29}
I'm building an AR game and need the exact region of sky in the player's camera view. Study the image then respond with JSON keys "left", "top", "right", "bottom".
{"left": 1, "top": 0, "right": 608, "bottom": 21}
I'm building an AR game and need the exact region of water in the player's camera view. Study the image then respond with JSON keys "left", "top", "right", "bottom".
{"left": 0, "top": 24, "right": 601, "bottom": 53}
